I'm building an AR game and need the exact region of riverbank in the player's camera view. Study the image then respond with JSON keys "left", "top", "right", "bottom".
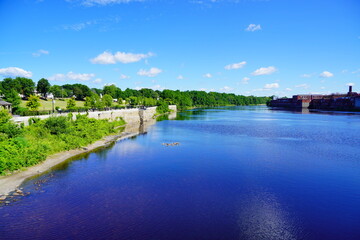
{"left": 0, "top": 120, "right": 155, "bottom": 198}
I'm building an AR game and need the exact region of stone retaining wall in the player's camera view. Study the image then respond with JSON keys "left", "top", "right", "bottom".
{"left": 12, "top": 105, "right": 177, "bottom": 126}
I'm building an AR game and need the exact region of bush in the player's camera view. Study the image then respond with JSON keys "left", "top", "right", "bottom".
{"left": 156, "top": 100, "right": 170, "bottom": 115}
{"left": 0, "top": 114, "right": 127, "bottom": 175}
{"left": 44, "top": 116, "right": 70, "bottom": 135}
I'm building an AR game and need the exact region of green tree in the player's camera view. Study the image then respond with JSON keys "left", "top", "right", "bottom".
{"left": 4, "top": 89, "right": 21, "bottom": 111}
{"left": 1, "top": 78, "right": 21, "bottom": 95}
{"left": 36, "top": 78, "right": 51, "bottom": 97}
{"left": 84, "top": 93, "right": 104, "bottom": 109}
{"left": 17, "top": 77, "right": 35, "bottom": 97}
{"left": 102, "top": 94, "right": 113, "bottom": 108}
{"left": 66, "top": 97, "right": 76, "bottom": 109}
{"left": 128, "top": 96, "right": 139, "bottom": 107}
{"left": 26, "top": 95, "right": 41, "bottom": 111}
{"left": 103, "top": 84, "right": 118, "bottom": 98}
{"left": 49, "top": 85, "right": 64, "bottom": 98}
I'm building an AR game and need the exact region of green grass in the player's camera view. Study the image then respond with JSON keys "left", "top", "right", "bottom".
{"left": 21, "top": 99, "right": 85, "bottom": 111}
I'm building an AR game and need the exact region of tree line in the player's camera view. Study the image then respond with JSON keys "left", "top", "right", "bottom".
{"left": 0, "top": 77, "right": 271, "bottom": 114}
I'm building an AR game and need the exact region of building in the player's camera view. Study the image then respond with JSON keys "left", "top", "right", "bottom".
{"left": 269, "top": 86, "right": 359, "bottom": 111}
{"left": 0, "top": 99, "right": 12, "bottom": 112}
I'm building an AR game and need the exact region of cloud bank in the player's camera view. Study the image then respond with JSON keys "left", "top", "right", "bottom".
{"left": 91, "top": 51, "right": 154, "bottom": 64}
{"left": 0, "top": 67, "right": 33, "bottom": 78}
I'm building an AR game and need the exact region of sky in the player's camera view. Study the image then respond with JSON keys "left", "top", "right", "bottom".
{"left": 0, "top": 0, "right": 359, "bottom": 97}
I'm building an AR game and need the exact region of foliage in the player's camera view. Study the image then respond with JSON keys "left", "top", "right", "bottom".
{"left": 102, "top": 94, "right": 113, "bottom": 107}
{"left": 156, "top": 100, "right": 170, "bottom": 115}
{"left": 66, "top": 97, "right": 76, "bottom": 109}
{"left": 84, "top": 92, "right": 104, "bottom": 109}
{"left": 0, "top": 110, "right": 22, "bottom": 141}
{"left": 17, "top": 77, "right": 35, "bottom": 97}
{"left": 63, "top": 83, "right": 92, "bottom": 100}
{"left": 49, "top": 85, "right": 67, "bottom": 98}
{"left": 44, "top": 116, "right": 70, "bottom": 135}
{"left": 103, "top": 84, "right": 118, "bottom": 98}
{"left": 4, "top": 89, "right": 21, "bottom": 110}
{"left": 37, "top": 78, "right": 51, "bottom": 97}
{"left": 1, "top": 77, "right": 271, "bottom": 113}
{"left": 0, "top": 114, "right": 126, "bottom": 175}
{"left": 26, "top": 95, "right": 41, "bottom": 111}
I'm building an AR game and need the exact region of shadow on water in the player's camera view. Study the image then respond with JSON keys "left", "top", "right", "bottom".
{"left": 269, "top": 107, "right": 360, "bottom": 116}
{"left": 13, "top": 120, "right": 155, "bottom": 201}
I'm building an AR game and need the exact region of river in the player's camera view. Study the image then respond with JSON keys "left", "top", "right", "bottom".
{"left": 1, "top": 106, "right": 360, "bottom": 240}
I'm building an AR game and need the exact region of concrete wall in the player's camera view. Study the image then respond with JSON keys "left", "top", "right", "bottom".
{"left": 12, "top": 105, "right": 177, "bottom": 126}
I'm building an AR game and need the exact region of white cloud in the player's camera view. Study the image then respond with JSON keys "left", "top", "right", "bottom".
{"left": 48, "top": 71, "right": 95, "bottom": 81}
{"left": 137, "top": 67, "right": 162, "bottom": 77}
{"left": 203, "top": 73, "right": 212, "bottom": 78}
{"left": 251, "top": 66, "right": 277, "bottom": 76}
{"left": 264, "top": 83, "right": 279, "bottom": 89}
{"left": 245, "top": 24, "right": 261, "bottom": 32}
{"left": 93, "top": 78, "right": 102, "bottom": 84}
{"left": 242, "top": 77, "right": 250, "bottom": 84}
{"left": 119, "top": 74, "right": 130, "bottom": 79}
{"left": 32, "top": 49, "right": 49, "bottom": 57}
{"left": 199, "top": 88, "right": 207, "bottom": 91}
{"left": 0, "top": 67, "right": 33, "bottom": 78}
{"left": 301, "top": 73, "right": 312, "bottom": 78}
{"left": 80, "top": 0, "right": 144, "bottom": 6}
{"left": 220, "top": 86, "right": 234, "bottom": 92}
{"left": 177, "top": 75, "right": 184, "bottom": 80}
{"left": 91, "top": 51, "right": 154, "bottom": 64}
{"left": 351, "top": 69, "right": 360, "bottom": 74}
{"left": 63, "top": 22, "right": 89, "bottom": 31}
{"left": 319, "top": 71, "right": 334, "bottom": 78}
{"left": 295, "top": 83, "right": 309, "bottom": 89}
{"left": 346, "top": 83, "right": 355, "bottom": 86}
{"left": 285, "top": 88, "right": 292, "bottom": 91}
{"left": 224, "top": 61, "right": 246, "bottom": 70}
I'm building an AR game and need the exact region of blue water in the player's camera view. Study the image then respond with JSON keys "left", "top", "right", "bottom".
{"left": 1, "top": 106, "right": 360, "bottom": 239}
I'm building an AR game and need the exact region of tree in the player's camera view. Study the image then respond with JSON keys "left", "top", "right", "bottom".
{"left": 37, "top": 78, "right": 51, "bottom": 97}
{"left": 103, "top": 84, "right": 118, "bottom": 98}
{"left": 128, "top": 96, "right": 139, "bottom": 107}
{"left": 1, "top": 78, "right": 21, "bottom": 95}
{"left": 49, "top": 85, "right": 64, "bottom": 98}
{"left": 26, "top": 95, "right": 41, "bottom": 111}
{"left": 4, "top": 89, "right": 21, "bottom": 111}
{"left": 102, "top": 94, "right": 113, "bottom": 108}
{"left": 66, "top": 97, "right": 76, "bottom": 109}
{"left": 84, "top": 92, "right": 104, "bottom": 109}
{"left": 17, "top": 77, "right": 35, "bottom": 97}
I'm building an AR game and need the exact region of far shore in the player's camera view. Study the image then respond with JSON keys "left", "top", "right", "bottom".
{"left": 0, "top": 122, "right": 150, "bottom": 198}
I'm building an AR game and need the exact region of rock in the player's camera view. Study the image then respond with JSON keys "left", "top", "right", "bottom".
{"left": 83, "top": 147, "right": 88, "bottom": 150}
{"left": 15, "top": 189, "right": 23, "bottom": 194}
{"left": 0, "top": 196, "right": 6, "bottom": 201}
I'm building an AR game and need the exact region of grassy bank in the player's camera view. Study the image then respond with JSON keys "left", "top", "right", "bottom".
{"left": 0, "top": 110, "right": 125, "bottom": 175}
{"left": 20, "top": 99, "right": 85, "bottom": 111}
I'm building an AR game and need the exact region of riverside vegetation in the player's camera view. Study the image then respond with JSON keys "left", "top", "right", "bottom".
{"left": 0, "top": 110, "right": 126, "bottom": 175}
{"left": 0, "top": 77, "right": 271, "bottom": 115}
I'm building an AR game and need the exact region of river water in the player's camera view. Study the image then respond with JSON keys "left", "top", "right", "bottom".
{"left": 1, "top": 106, "right": 360, "bottom": 240}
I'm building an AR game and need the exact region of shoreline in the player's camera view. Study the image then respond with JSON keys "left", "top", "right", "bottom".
{"left": 0, "top": 126, "right": 142, "bottom": 198}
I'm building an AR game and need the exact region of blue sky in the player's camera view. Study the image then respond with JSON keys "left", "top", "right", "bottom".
{"left": 0, "top": 0, "right": 359, "bottom": 97}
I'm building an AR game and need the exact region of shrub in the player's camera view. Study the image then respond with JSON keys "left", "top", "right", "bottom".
{"left": 44, "top": 116, "right": 70, "bottom": 135}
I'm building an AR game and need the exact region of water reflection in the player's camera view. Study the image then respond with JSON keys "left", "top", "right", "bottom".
{"left": 1, "top": 106, "right": 360, "bottom": 240}
{"left": 237, "top": 190, "right": 301, "bottom": 240}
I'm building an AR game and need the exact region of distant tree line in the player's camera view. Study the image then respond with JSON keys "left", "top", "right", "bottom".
{"left": 0, "top": 77, "right": 271, "bottom": 114}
